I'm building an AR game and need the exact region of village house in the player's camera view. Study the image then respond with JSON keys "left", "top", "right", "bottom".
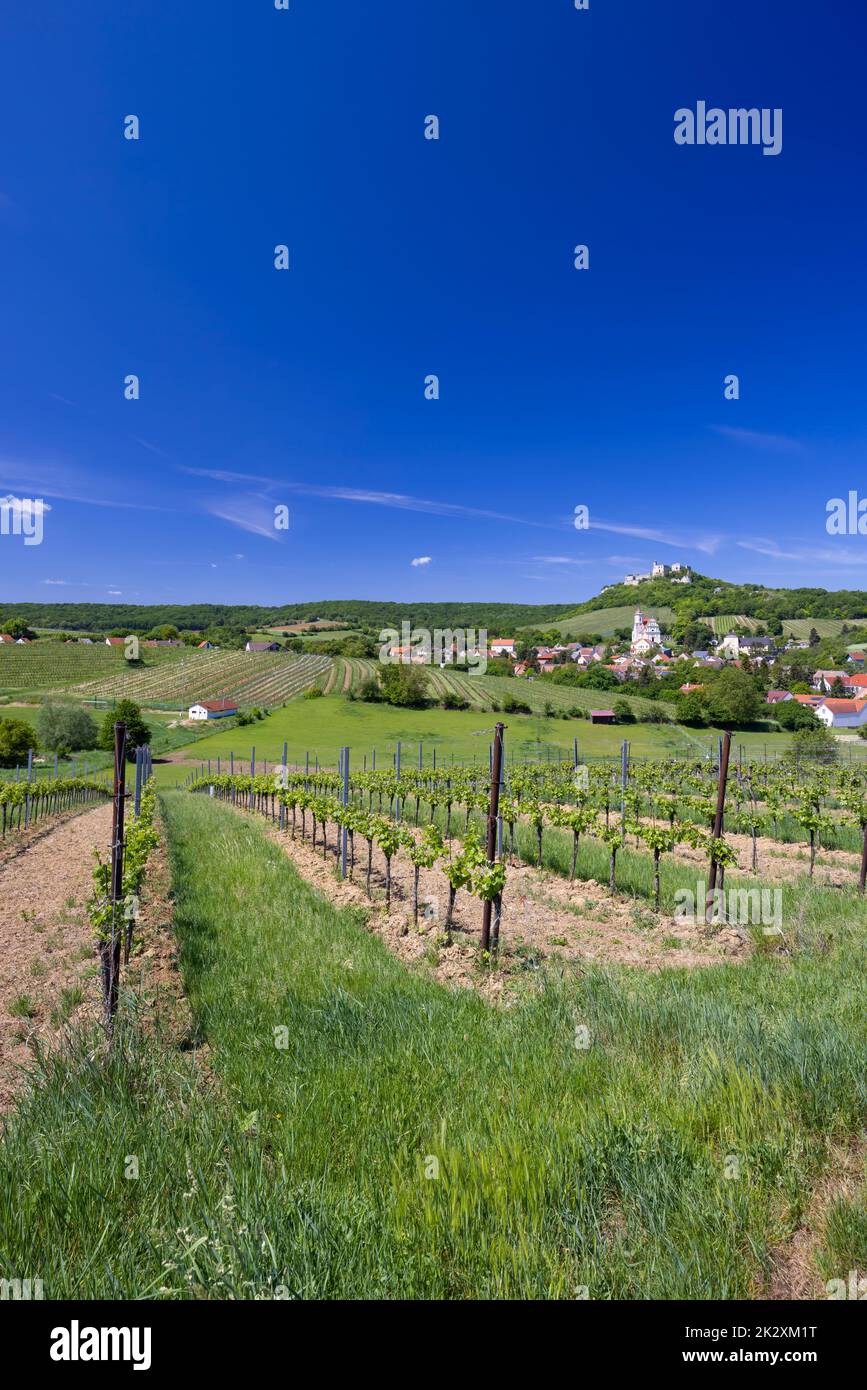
{"left": 105, "top": 636, "right": 125, "bottom": 647}
{"left": 812, "top": 669, "right": 850, "bottom": 693}
{"left": 815, "top": 698, "right": 867, "bottom": 729}
{"left": 489, "top": 639, "right": 517, "bottom": 658}
{"left": 245, "top": 641, "right": 280, "bottom": 653}
{"left": 766, "top": 690, "right": 793, "bottom": 704}
{"left": 716, "top": 632, "right": 776, "bottom": 662}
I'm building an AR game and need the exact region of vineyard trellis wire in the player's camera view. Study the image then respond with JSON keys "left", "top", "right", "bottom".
{"left": 184, "top": 727, "right": 867, "bottom": 963}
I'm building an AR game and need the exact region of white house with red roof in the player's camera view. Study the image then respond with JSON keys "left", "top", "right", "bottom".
{"left": 812, "top": 669, "right": 850, "bottom": 693}
{"left": 188, "top": 699, "right": 240, "bottom": 721}
{"left": 816, "top": 697, "right": 867, "bottom": 729}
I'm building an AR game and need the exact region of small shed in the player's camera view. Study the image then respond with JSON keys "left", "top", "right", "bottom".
{"left": 590, "top": 709, "right": 616, "bottom": 724}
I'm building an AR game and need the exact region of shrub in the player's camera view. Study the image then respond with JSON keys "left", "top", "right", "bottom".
{"left": 441, "top": 692, "right": 469, "bottom": 711}
{"left": 502, "top": 695, "right": 532, "bottom": 715}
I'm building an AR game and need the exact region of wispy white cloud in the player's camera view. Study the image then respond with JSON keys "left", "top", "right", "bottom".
{"left": 179, "top": 465, "right": 277, "bottom": 486}
{"left": 711, "top": 425, "right": 804, "bottom": 453}
{"left": 410, "top": 555, "right": 432, "bottom": 567}
{"left": 208, "top": 495, "right": 283, "bottom": 541}
{"left": 737, "top": 538, "right": 867, "bottom": 567}
{"left": 131, "top": 436, "right": 171, "bottom": 459}
{"left": 531, "top": 555, "right": 592, "bottom": 566}
{"left": 590, "top": 517, "right": 723, "bottom": 555}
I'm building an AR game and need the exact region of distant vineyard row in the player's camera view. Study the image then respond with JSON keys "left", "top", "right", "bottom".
{"left": 326, "top": 657, "right": 674, "bottom": 717}
{"left": 68, "top": 650, "right": 331, "bottom": 706}
{"left": 698, "top": 615, "right": 860, "bottom": 639}
{"left": 0, "top": 642, "right": 189, "bottom": 691}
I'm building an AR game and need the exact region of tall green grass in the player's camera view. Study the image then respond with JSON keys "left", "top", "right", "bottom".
{"left": 0, "top": 791, "right": 864, "bottom": 1298}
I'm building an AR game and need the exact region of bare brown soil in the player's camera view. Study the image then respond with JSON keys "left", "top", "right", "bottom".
{"left": 0, "top": 800, "right": 110, "bottom": 874}
{"left": 0, "top": 803, "right": 112, "bottom": 1111}
{"left": 764, "top": 1144, "right": 866, "bottom": 1300}
{"left": 0, "top": 802, "right": 191, "bottom": 1112}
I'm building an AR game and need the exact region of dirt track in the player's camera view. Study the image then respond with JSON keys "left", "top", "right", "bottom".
{"left": 0, "top": 803, "right": 112, "bottom": 1111}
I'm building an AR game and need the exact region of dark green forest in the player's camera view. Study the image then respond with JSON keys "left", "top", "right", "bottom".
{"left": 0, "top": 599, "right": 578, "bottom": 634}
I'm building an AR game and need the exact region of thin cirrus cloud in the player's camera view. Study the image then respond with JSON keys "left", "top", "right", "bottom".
{"left": 589, "top": 517, "right": 723, "bottom": 555}
{"left": 208, "top": 495, "right": 283, "bottom": 541}
{"left": 531, "top": 555, "right": 592, "bottom": 566}
{"left": 185, "top": 468, "right": 725, "bottom": 558}
{"left": 711, "top": 425, "right": 804, "bottom": 453}
{"left": 737, "top": 538, "right": 867, "bottom": 568}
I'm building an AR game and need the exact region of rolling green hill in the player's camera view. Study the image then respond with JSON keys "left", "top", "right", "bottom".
{"left": 534, "top": 604, "right": 675, "bottom": 640}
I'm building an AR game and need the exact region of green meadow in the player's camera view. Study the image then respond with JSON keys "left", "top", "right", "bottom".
{"left": 150, "top": 693, "right": 810, "bottom": 785}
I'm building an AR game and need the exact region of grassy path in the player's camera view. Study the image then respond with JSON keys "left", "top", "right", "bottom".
{"left": 0, "top": 792, "right": 865, "bottom": 1298}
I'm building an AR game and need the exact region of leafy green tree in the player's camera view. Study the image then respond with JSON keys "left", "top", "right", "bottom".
{"left": 789, "top": 726, "right": 837, "bottom": 765}
{"left": 378, "top": 663, "right": 429, "bottom": 708}
{"left": 0, "top": 717, "right": 36, "bottom": 767}
{"left": 0, "top": 617, "right": 33, "bottom": 640}
{"left": 98, "top": 700, "right": 151, "bottom": 759}
{"left": 36, "top": 702, "right": 98, "bottom": 756}
{"left": 612, "top": 698, "right": 635, "bottom": 723}
{"left": 773, "top": 700, "right": 818, "bottom": 731}
{"left": 678, "top": 690, "right": 709, "bottom": 725}
{"left": 705, "top": 668, "right": 761, "bottom": 727}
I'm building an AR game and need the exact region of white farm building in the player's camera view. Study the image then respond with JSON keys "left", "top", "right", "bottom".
{"left": 188, "top": 699, "right": 239, "bottom": 721}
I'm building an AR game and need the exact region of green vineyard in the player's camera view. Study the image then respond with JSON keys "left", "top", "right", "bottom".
{"left": 0, "top": 641, "right": 187, "bottom": 693}
{"left": 70, "top": 650, "right": 331, "bottom": 707}
{"left": 328, "top": 657, "right": 674, "bottom": 719}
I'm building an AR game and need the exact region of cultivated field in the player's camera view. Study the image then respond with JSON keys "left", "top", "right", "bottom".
{"left": 0, "top": 642, "right": 186, "bottom": 694}
{"left": 782, "top": 618, "right": 856, "bottom": 640}
{"left": 68, "top": 650, "right": 330, "bottom": 707}
{"left": 329, "top": 657, "right": 673, "bottom": 719}
{"left": 699, "top": 614, "right": 763, "bottom": 635}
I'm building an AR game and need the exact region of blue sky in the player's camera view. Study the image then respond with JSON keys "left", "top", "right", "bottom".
{"left": 1, "top": 0, "right": 865, "bottom": 607}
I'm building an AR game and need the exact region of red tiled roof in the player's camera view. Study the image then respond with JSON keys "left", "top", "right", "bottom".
{"left": 194, "top": 699, "right": 238, "bottom": 712}
{"left": 821, "top": 698, "right": 866, "bottom": 713}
